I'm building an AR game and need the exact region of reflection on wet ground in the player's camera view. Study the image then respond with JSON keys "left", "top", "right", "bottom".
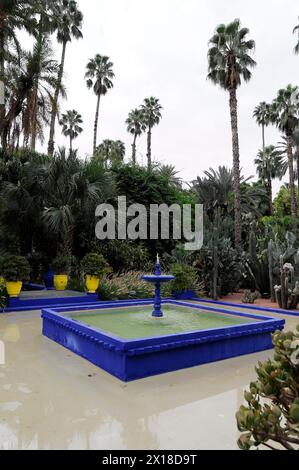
{"left": 0, "top": 309, "right": 297, "bottom": 450}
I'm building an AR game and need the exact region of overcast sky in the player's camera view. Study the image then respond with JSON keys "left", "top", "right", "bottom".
{"left": 37, "top": 0, "right": 299, "bottom": 191}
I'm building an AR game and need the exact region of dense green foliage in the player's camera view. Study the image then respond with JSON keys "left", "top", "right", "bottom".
{"left": 97, "top": 272, "right": 159, "bottom": 301}
{"left": 51, "top": 255, "right": 71, "bottom": 274}
{"left": 1, "top": 4, "right": 299, "bottom": 311}
{"left": 81, "top": 252, "right": 110, "bottom": 277}
{"left": 2, "top": 254, "right": 30, "bottom": 281}
{"left": 169, "top": 263, "right": 198, "bottom": 294}
{"left": 237, "top": 326, "right": 299, "bottom": 450}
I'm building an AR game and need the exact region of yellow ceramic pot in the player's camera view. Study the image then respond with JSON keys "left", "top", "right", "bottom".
{"left": 54, "top": 274, "right": 68, "bottom": 291}
{"left": 6, "top": 281, "right": 23, "bottom": 297}
{"left": 85, "top": 275, "right": 99, "bottom": 294}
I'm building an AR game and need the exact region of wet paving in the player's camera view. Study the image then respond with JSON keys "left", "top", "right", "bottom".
{"left": 20, "top": 290, "right": 86, "bottom": 299}
{"left": 0, "top": 309, "right": 297, "bottom": 450}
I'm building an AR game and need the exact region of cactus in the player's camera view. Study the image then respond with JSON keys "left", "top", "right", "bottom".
{"left": 268, "top": 239, "right": 275, "bottom": 302}
{"left": 242, "top": 290, "right": 259, "bottom": 304}
{"left": 275, "top": 258, "right": 299, "bottom": 310}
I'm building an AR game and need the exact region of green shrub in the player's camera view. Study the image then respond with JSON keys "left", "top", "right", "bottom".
{"left": 52, "top": 256, "right": 71, "bottom": 275}
{"left": 2, "top": 255, "right": 31, "bottom": 282}
{"left": 81, "top": 252, "right": 110, "bottom": 277}
{"left": 169, "top": 263, "right": 198, "bottom": 293}
{"left": 97, "top": 271, "right": 171, "bottom": 301}
{"left": 236, "top": 326, "right": 299, "bottom": 450}
{"left": 96, "top": 240, "right": 151, "bottom": 272}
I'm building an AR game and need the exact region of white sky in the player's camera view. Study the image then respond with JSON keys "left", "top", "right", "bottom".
{"left": 36, "top": 0, "right": 299, "bottom": 191}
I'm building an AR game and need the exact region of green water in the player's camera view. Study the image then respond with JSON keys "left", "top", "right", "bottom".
{"left": 70, "top": 305, "right": 259, "bottom": 339}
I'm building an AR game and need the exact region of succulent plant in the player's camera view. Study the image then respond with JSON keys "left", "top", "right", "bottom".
{"left": 236, "top": 326, "right": 299, "bottom": 450}
{"left": 242, "top": 290, "right": 259, "bottom": 304}
{"left": 275, "top": 259, "right": 299, "bottom": 310}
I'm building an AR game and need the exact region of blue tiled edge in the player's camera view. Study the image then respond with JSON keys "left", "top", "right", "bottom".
{"left": 41, "top": 300, "right": 285, "bottom": 382}
{"left": 194, "top": 298, "right": 299, "bottom": 317}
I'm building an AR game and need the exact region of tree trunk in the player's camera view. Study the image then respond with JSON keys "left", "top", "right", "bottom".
{"left": 70, "top": 135, "right": 73, "bottom": 154}
{"left": 0, "top": 10, "right": 5, "bottom": 142}
{"left": 30, "top": 85, "right": 38, "bottom": 150}
{"left": 262, "top": 123, "right": 265, "bottom": 150}
{"left": 286, "top": 133, "right": 297, "bottom": 225}
{"left": 297, "top": 144, "right": 299, "bottom": 194}
{"left": 132, "top": 133, "right": 137, "bottom": 164}
{"left": 229, "top": 88, "right": 242, "bottom": 247}
{"left": 268, "top": 177, "right": 273, "bottom": 216}
{"left": 93, "top": 94, "right": 101, "bottom": 156}
{"left": 147, "top": 127, "right": 152, "bottom": 169}
{"left": 48, "top": 41, "right": 67, "bottom": 156}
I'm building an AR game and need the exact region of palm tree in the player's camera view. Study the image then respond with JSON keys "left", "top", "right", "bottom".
{"left": 95, "top": 139, "right": 125, "bottom": 168}
{"left": 59, "top": 109, "right": 83, "bottom": 152}
{"left": 271, "top": 85, "right": 299, "bottom": 223}
{"left": 85, "top": 54, "right": 115, "bottom": 155}
{"left": 254, "top": 145, "right": 287, "bottom": 215}
{"left": 25, "top": 37, "right": 59, "bottom": 150}
{"left": 156, "top": 164, "right": 182, "bottom": 188}
{"left": 193, "top": 166, "right": 267, "bottom": 220}
{"left": 293, "top": 127, "right": 299, "bottom": 193}
{"left": 293, "top": 17, "right": 299, "bottom": 54}
{"left": 277, "top": 130, "right": 299, "bottom": 193}
{"left": 125, "top": 108, "right": 146, "bottom": 164}
{"left": 207, "top": 19, "right": 256, "bottom": 246}
{"left": 253, "top": 102, "right": 271, "bottom": 149}
{"left": 0, "top": 0, "right": 36, "bottom": 145}
{"left": 42, "top": 148, "right": 107, "bottom": 255}
{"left": 47, "top": 0, "right": 83, "bottom": 156}
{"left": 140, "top": 97, "right": 163, "bottom": 169}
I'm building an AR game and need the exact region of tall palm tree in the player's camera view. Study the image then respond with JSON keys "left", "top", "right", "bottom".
{"left": 25, "top": 37, "right": 59, "bottom": 150}
{"left": 85, "top": 54, "right": 115, "bottom": 155}
{"left": 254, "top": 145, "right": 287, "bottom": 215}
{"left": 59, "top": 109, "right": 83, "bottom": 152}
{"left": 253, "top": 102, "right": 271, "bottom": 149}
{"left": 271, "top": 85, "right": 299, "bottom": 223}
{"left": 277, "top": 131, "right": 299, "bottom": 192}
{"left": 47, "top": 0, "right": 83, "bottom": 156}
{"left": 125, "top": 108, "right": 146, "bottom": 164}
{"left": 293, "top": 127, "right": 299, "bottom": 193}
{"left": 293, "top": 17, "right": 299, "bottom": 54}
{"left": 207, "top": 19, "right": 256, "bottom": 246}
{"left": 0, "top": 0, "right": 36, "bottom": 145}
{"left": 140, "top": 97, "right": 163, "bottom": 169}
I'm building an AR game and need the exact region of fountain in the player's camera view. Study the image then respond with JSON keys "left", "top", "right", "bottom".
{"left": 141, "top": 255, "right": 175, "bottom": 317}
{"left": 42, "top": 257, "right": 285, "bottom": 381}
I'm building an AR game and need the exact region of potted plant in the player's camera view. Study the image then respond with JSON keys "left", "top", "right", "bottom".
{"left": 52, "top": 256, "right": 70, "bottom": 291}
{"left": 2, "top": 254, "right": 31, "bottom": 297}
{"left": 169, "top": 263, "right": 198, "bottom": 300}
{"left": 81, "top": 253, "right": 110, "bottom": 294}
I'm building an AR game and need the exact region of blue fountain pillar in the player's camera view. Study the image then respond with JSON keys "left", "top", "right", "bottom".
{"left": 152, "top": 255, "right": 163, "bottom": 317}
{"left": 141, "top": 255, "right": 175, "bottom": 319}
